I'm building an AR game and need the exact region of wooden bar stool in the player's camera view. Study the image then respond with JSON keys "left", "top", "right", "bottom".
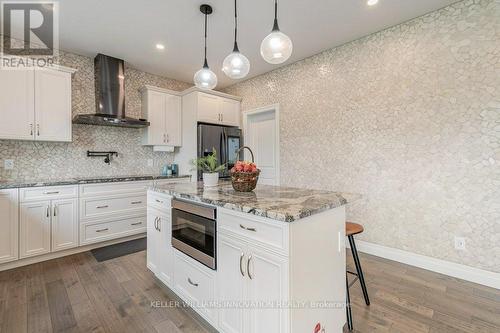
{"left": 345, "top": 222, "right": 370, "bottom": 331}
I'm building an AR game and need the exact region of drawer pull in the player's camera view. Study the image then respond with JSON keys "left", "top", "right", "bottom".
{"left": 96, "top": 205, "right": 109, "bottom": 209}
{"left": 131, "top": 222, "right": 142, "bottom": 226}
{"left": 155, "top": 199, "right": 163, "bottom": 203}
{"left": 187, "top": 278, "right": 199, "bottom": 287}
{"left": 43, "top": 191, "right": 60, "bottom": 195}
{"left": 239, "top": 224, "right": 257, "bottom": 232}
{"left": 46, "top": 206, "right": 50, "bottom": 218}
{"left": 96, "top": 228, "right": 109, "bottom": 233}
{"left": 240, "top": 253, "right": 246, "bottom": 277}
{"left": 131, "top": 201, "right": 142, "bottom": 205}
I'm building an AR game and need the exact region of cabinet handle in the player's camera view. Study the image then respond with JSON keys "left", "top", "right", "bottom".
{"left": 240, "top": 253, "right": 246, "bottom": 277}
{"left": 46, "top": 206, "right": 50, "bottom": 218}
{"left": 96, "top": 205, "right": 109, "bottom": 209}
{"left": 221, "top": 113, "right": 223, "bottom": 122}
{"left": 155, "top": 199, "right": 163, "bottom": 203}
{"left": 187, "top": 278, "right": 199, "bottom": 287}
{"left": 30, "top": 124, "right": 33, "bottom": 135}
{"left": 131, "top": 201, "right": 142, "bottom": 205}
{"left": 96, "top": 228, "right": 109, "bottom": 233}
{"left": 239, "top": 224, "right": 257, "bottom": 232}
{"left": 131, "top": 222, "right": 142, "bottom": 226}
{"left": 37, "top": 124, "right": 40, "bottom": 136}
{"left": 247, "top": 255, "right": 253, "bottom": 280}
{"left": 166, "top": 134, "right": 169, "bottom": 143}
{"left": 53, "top": 205, "right": 57, "bottom": 217}
{"left": 154, "top": 217, "right": 158, "bottom": 230}
{"left": 43, "top": 191, "right": 60, "bottom": 195}
{"left": 157, "top": 217, "right": 161, "bottom": 232}
{"left": 163, "top": 133, "right": 166, "bottom": 143}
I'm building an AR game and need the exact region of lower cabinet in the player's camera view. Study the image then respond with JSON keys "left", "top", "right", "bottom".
{"left": 0, "top": 189, "right": 19, "bottom": 264}
{"left": 147, "top": 206, "right": 173, "bottom": 287}
{"left": 20, "top": 198, "right": 78, "bottom": 258}
{"left": 218, "top": 232, "right": 289, "bottom": 333}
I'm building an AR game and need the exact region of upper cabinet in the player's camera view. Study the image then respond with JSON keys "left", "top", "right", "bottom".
{"left": 195, "top": 92, "right": 241, "bottom": 127}
{"left": 0, "top": 66, "right": 76, "bottom": 142}
{"left": 141, "top": 86, "right": 182, "bottom": 147}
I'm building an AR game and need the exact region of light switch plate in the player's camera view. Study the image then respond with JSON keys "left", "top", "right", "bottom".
{"left": 4, "top": 159, "right": 14, "bottom": 170}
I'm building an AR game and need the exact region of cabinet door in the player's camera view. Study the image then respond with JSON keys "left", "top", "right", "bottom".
{"left": 247, "top": 247, "right": 289, "bottom": 333}
{"left": 145, "top": 90, "right": 167, "bottom": 145}
{"left": 0, "top": 69, "right": 35, "bottom": 140}
{"left": 197, "top": 93, "right": 221, "bottom": 124}
{"left": 165, "top": 94, "right": 182, "bottom": 146}
{"left": 220, "top": 99, "right": 240, "bottom": 127}
{"left": 147, "top": 209, "right": 160, "bottom": 274}
{"left": 20, "top": 201, "right": 51, "bottom": 258}
{"left": 218, "top": 234, "right": 247, "bottom": 333}
{"left": 157, "top": 211, "right": 174, "bottom": 287}
{"left": 51, "top": 198, "right": 78, "bottom": 252}
{"left": 0, "top": 189, "right": 19, "bottom": 264}
{"left": 35, "top": 69, "right": 72, "bottom": 142}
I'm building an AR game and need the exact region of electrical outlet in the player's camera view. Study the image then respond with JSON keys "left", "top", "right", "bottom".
{"left": 147, "top": 159, "right": 154, "bottom": 167}
{"left": 4, "top": 159, "right": 14, "bottom": 170}
{"left": 454, "top": 237, "right": 466, "bottom": 250}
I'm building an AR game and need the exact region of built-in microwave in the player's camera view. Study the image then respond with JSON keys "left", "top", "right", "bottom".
{"left": 171, "top": 199, "right": 216, "bottom": 270}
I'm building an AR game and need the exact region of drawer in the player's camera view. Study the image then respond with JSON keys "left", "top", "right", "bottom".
{"left": 81, "top": 216, "right": 146, "bottom": 244}
{"left": 20, "top": 185, "right": 78, "bottom": 202}
{"left": 147, "top": 191, "right": 172, "bottom": 211}
{"left": 80, "top": 194, "right": 146, "bottom": 220}
{"left": 79, "top": 181, "right": 150, "bottom": 197}
{"left": 173, "top": 251, "right": 216, "bottom": 324}
{"left": 218, "top": 209, "right": 289, "bottom": 254}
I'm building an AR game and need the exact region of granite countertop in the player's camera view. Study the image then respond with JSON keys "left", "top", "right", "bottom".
{"left": 151, "top": 181, "right": 358, "bottom": 222}
{"left": 0, "top": 174, "right": 191, "bottom": 190}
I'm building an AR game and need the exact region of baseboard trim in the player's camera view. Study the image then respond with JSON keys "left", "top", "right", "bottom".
{"left": 351, "top": 240, "right": 500, "bottom": 290}
{"left": 0, "top": 233, "right": 146, "bottom": 272}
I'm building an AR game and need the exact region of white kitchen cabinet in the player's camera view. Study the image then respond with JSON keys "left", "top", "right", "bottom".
{"left": 187, "top": 91, "right": 241, "bottom": 127}
{"left": 220, "top": 98, "right": 241, "bottom": 127}
{"left": 147, "top": 209, "right": 161, "bottom": 274}
{"left": 51, "top": 198, "right": 79, "bottom": 252}
{"left": 20, "top": 201, "right": 52, "bottom": 258}
{"left": 0, "top": 66, "right": 75, "bottom": 142}
{"left": 0, "top": 189, "right": 19, "bottom": 264}
{"left": 34, "top": 68, "right": 73, "bottom": 142}
{"left": 147, "top": 205, "right": 174, "bottom": 287}
{"left": 197, "top": 93, "right": 221, "bottom": 124}
{"left": 0, "top": 69, "right": 35, "bottom": 140}
{"left": 141, "top": 86, "right": 182, "bottom": 147}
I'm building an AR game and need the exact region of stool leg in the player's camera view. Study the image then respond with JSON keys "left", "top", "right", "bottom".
{"left": 348, "top": 235, "right": 370, "bottom": 306}
{"left": 346, "top": 275, "right": 353, "bottom": 331}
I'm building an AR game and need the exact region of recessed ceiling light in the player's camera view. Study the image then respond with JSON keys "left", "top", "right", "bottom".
{"left": 156, "top": 44, "right": 165, "bottom": 50}
{"left": 367, "top": 0, "right": 379, "bottom": 6}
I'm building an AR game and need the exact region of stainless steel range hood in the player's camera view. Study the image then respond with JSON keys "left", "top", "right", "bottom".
{"left": 73, "top": 54, "right": 150, "bottom": 128}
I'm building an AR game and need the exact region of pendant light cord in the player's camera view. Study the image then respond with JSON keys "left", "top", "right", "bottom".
{"left": 203, "top": 10, "right": 208, "bottom": 68}
{"left": 272, "top": 0, "right": 280, "bottom": 31}
{"left": 233, "top": 0, "right": 239, "bottom": 52}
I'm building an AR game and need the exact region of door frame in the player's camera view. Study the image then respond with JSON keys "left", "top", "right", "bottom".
{"left": 242, "top": 104, "right": 280, "bottom": 186}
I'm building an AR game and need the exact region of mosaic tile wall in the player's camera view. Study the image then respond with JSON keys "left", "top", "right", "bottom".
{"left": 0, "top": 50, "right": 191, "bottom": 181}
{"left": 224, "top": 0, "right": 500, "bottom": 273}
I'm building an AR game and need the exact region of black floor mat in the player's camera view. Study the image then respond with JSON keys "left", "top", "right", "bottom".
{"left": 91, "top": 237, "right": 146, "bottom": 262}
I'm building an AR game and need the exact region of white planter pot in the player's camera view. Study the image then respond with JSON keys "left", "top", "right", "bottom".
{"left": 203, "top": 172, "right": 219, "bottom": 187}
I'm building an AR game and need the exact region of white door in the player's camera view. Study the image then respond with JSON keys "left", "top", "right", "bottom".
{"left": 35, "top": 68, "right": 72, "bottom": 142}
{"left": 0, "top": 189, "right": 19, "bottom": 264}
{"left": 0, "top": 69, "right": 35, "bottom": 140}
{"left": 244, "top": 108, "right": 279, "bottom": 185}
{"left": 165, "top": 94, "right": 182, "bottom": 146}
{"left": 147, "top": 208, "right": 160, "bottom": 274}
{"left": 247, "top": 247, "right": 289, "bottom": 333}
{"left": 147, "top": 90, "right": 167, "bottom": 145}
{"left": 20, "top": 201, "right": 51, "bottom": 258}
{"left": 220, "top": 99, "right": 241, "bottom": 127}
{"left": 156, "top": 211, "right": 174, "bottom": 287}
{"left": 218, "top": 234, "right": 247, "bottom": 333}
{"left": 197, "top": 93, "right": 220, "bottom": 124}
{"left": 51, "top": 198, "right": 78, "bottom": 252}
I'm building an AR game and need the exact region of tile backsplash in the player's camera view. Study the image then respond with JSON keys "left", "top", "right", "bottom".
{"left": 0, "top": 50, "right": 191, "bottom": 181}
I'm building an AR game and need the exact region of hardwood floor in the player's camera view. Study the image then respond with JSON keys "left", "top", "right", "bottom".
{"left": 0, "top": 249, "right": 498, "bottom": 333}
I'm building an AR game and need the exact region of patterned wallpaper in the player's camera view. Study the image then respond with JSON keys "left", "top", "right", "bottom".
{"left": 224, "top": 0, "right": 500, "bottom": 273}
{"left": 0, "top": 50, "right": 191, "bottom": 181}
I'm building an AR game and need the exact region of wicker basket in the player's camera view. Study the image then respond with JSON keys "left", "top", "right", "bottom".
{"left": 230, "top": 146, "right": 260, "bottom": 192}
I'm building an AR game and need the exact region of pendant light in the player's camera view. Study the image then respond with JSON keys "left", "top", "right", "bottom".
{"left": 194, "top": 4, "right": 217, "bottom": 90}
{"left": 260, "top": 0, "right": 293, "bottom": 64}
{"left": 222, "top": 0, "right": 250, "bottom": 79}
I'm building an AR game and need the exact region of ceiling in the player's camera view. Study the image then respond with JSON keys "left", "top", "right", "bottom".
{"left": 53, "top": 0, "right": 458, "bottom": 88}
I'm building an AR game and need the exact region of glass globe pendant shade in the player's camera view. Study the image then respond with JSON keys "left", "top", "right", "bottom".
{"left": 194, "top": 66, "right": 217, "bottom": 90}
{"left": 260, "top": 30, "right": 293, "bottom": 64}
{"left": 222, "top": 50, "right": 250, "bottom": 79}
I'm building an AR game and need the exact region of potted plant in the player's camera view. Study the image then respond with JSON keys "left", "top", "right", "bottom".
{"left": 191, "top": 148, "right": 226, "bottom": 187}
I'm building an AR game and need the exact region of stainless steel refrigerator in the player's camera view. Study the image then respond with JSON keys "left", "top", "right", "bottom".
{"left": 197, "top": 124, "right": 243, "bottom": 180}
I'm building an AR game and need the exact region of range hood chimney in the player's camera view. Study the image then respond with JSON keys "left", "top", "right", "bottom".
{"left": 73, "top": 54, "right": 150, "bottom": 128}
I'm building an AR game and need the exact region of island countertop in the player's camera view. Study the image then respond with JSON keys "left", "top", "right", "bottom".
{"left": 150, "top": 181, "right": 358, "bottom": 222}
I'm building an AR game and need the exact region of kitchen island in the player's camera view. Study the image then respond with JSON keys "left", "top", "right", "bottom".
{"left": 147, "top": 181, "right": 356, "bottom": 333}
